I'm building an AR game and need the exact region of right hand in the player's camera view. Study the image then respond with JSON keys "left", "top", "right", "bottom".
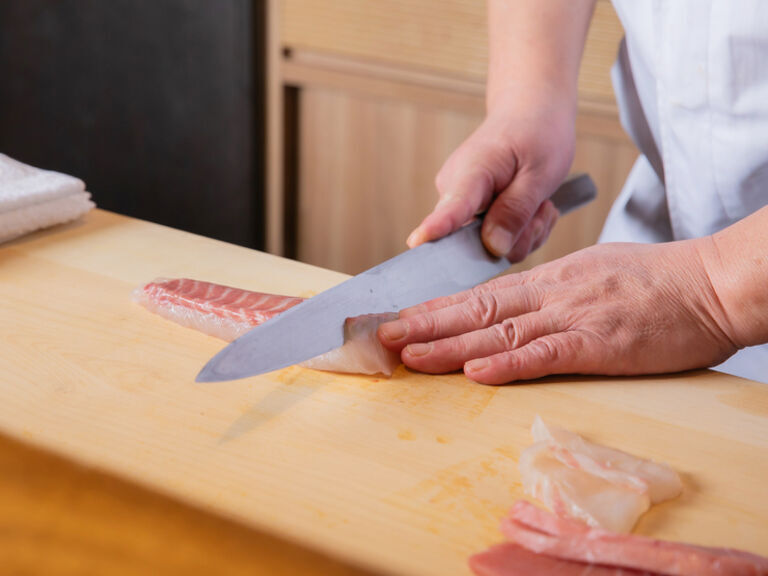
{"left": 407, "top": 97, "right": 576, "bottom": 262}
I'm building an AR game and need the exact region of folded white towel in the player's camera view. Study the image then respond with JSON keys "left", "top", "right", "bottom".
{"left": 0, "top": 153, "right": 95, "bottom": 243}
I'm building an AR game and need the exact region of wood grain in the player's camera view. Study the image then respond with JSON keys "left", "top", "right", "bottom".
{"left": 270, "top": 0, "right": 631, "bottom": 272}
{"left": 295, "top": 86, "right": 636, "bottom": 274}
{"left": 297, "top": 88, "right": 483, "bottom": 273}
{"left": 280, "top": 0, "right": 624, "bottom": 104}
{"left": 1, "top": 210, "right": 767, "bottom": 576}
{"left": 0, "top": 432, "right": 376, "bottom": 576}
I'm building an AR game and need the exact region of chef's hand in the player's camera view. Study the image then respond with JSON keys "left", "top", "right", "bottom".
{"left": 406, "top": 97, "right": 575, "bottom": 261}
{"left": 378, "top": 238, "right": 743, "bottom": 384}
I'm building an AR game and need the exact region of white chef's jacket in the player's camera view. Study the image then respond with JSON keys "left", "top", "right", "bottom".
{"left": 601, "top": 1, "right": 768, "bottom": 383}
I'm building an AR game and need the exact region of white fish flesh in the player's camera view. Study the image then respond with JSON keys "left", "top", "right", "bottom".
{"left": 519, "top": 416, "right": 682, "bottom": 532}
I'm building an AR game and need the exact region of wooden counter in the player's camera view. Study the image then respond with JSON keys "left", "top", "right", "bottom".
{"left": 2, "top": 211, "right": 767, "bottom": 575}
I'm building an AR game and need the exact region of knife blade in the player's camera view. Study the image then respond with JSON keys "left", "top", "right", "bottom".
{"left": 196, "top": 173, "right": 596, "bottom": 382}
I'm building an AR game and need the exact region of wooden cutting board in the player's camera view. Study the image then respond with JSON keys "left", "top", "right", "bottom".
{"left": 2, "top": 209, "right": 767, "bottom": 576}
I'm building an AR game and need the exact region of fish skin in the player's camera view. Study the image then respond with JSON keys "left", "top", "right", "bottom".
{"left": 133, "top": 278, "right": 400, "bottom": 376}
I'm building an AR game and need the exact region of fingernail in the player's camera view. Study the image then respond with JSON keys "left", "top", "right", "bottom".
{"left": 466, "top": 358, "right": 489, "bottom": 373}
{"left": 407, "top": 229, "right": 424, "bottom": 248}
{"left": 380, "top": 322, "right": 407, "bottom": 342}
{"left": 406, "top": 343, "right": 432, "bottom": 357}
{"left": 486, "top": 224, "right": 513, "bottom": 256}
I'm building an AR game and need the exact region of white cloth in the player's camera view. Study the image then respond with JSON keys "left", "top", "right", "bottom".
{"left": 0, "top": 153, "right": 95, "bottom": 243}
{"left": 602, "top": 1, "right": 768, "bottom": 383}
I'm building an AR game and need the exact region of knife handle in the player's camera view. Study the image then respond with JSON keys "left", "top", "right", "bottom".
{"left": 473, "top": 173, "right": 596, "bottom": 222}
{"left": 549, "top": 173, "right": 597, "bottom": 216}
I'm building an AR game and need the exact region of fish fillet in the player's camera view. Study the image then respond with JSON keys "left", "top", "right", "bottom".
{"left": 520, "top": 416, "right": 682, "bottom": 532}
{"left": 496, "top": 500, "right": 768, "bottom": 576}
{"left": 470, "top": 542, "right": 655, "bottom": 576}
{"left": 133, "top": 278, "right": 400, "bottom": 376}
{"left": 519, "top": 441, "right": 650, "bottom": 533}
{"left": 531, "top": 416, "right": 683, "bottom": 504}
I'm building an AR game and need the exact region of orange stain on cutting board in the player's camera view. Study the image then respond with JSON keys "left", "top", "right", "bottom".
{"left": 387, "top": 447, "right": 521, "bottom": 542}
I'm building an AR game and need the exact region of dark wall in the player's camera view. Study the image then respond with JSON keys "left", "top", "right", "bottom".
{"left": 0, "top": 0, "right": 265, "bottom": 249}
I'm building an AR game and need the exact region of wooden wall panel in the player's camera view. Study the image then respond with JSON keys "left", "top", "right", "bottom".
{"left": 281, "top": 0, "right": 624, "bottom": 104}
{"left": 298, "top": 88, "right": 482, "bottom": 273}
{"left": 297, "top": 87, "right": 637, "bottom": 275}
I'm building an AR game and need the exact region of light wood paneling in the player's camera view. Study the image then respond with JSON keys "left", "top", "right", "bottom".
{"left": 275, "top": 0, "right": 635, "bottom": 274}
{"left": 281, "top": 0, "right": 624, "bottom": 104}
{"left": 298, "top": 88, "right": 482, "bottom": 273}
{"left": 267, "top": 0, "right": 286, "bottom": 254}
{"left": 297, "top": 86, "right": 636, "bottom": 275}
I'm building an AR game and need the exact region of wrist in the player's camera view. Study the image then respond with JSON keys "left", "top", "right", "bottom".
{"left": 486, "top": 79, "right": 577, "bottom": 122}
{"left": 695, "top": 225, "right": 768, "bottom": 349}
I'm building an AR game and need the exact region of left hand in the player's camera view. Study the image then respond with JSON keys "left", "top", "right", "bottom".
{"left": 377, "top": 239, "right": 740, "bottom": 384}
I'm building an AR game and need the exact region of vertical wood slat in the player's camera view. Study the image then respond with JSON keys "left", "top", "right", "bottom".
{"left": 281, "top": 0, "right": 624, "bottom": 104}
{"left": 269, "top": 0, "right": 634, "bottom": 271}
{"left": 297, "top": 87, "right": 637, "bottom": 275}
{"left": 266, "top": 0, "right": 285, "bottom": 255}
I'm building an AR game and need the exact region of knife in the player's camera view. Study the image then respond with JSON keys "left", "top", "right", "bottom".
{"left": 196, "top": 173, "right": 597, "bottom": 382}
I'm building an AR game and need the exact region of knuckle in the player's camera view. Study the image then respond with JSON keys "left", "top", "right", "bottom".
{"left": 465, "top": 293, "right": 500, "bottom": 326}
{"left": 474, "top": 164, "right": 498, "bottom": 196}
{"left": 496, "top": 318, "right": 521, "bottom": 349}
{"left": 530, "top": 337, "right": 560, "bottom": 362}
{"left": 413, "top": 313, "right": 439, "bottom": 337}
{"left": 544, "top": 199, "right": 560, "bottom": 221}
{"left": 469, "top": 284, "right": 493, "bottom": 299}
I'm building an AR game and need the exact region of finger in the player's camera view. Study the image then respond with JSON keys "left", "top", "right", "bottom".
{"left": 529, "top": 200, "right": 559, "bottom": 253}
{"left": 481, "top": 170, "right": 554, "bottom": 257}
{"left": 398, "top": 270, "right": 532, "bottom": 320}
{"left": 401, "top": 311, "right": 562, "bottom": 373}
{"left": 507, "top": 200, "right": 558, "bottom": 263}
{"left": 464, "top": 331, "right": 590, "bottom": 385}
{"left": 408, "top": 148, "right": 514, "bottom": 248}
{"left": 407, "top": 194, "right": 483, "bottom": 249}
{"left": 378, "top": 285, "right": 543, "bottom": 350}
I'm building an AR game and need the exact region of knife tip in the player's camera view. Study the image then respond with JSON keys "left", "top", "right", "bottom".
{"left": 195, "top": 363, "right": 225, "bottom": 383}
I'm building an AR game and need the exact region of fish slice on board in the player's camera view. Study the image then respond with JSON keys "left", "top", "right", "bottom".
{"left": 133, "top": 278, "right": 400, "bottom": 376}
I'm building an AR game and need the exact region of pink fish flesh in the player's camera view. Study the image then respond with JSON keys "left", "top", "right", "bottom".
{"left": 469, "top": 500, "right": 768, "bottom": 576}
{"left": 133, "top": 278, "right": 400, "bottom": 376}
{"left": 470, "top": 542, "right": 654, "bottom": 576}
